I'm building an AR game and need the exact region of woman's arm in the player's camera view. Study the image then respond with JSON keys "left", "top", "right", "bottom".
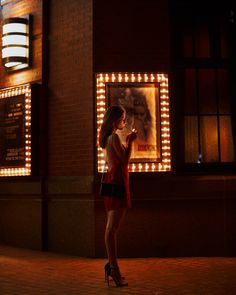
{"left": 125, "top": 130, "right": 138, "bottom": 161}
{"left": 111, "top": 131, "right": 137, "bottom": 164}
{"left": 124, "top": 140, "right": 132, "bottom": 162}
{"left": 111, "top": 133, "right": 129, "bottom": 165}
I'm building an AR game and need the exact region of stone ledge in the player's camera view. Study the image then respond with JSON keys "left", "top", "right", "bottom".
{"left": 0, "top": 181, "right": 42, "bottom": 195}
{"left": 47, "top": 176, "right": 94, "bottom": 195}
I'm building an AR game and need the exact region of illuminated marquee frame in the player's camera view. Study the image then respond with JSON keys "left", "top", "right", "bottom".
{"left": 96, "top": 72, "right": 171, "bottom": 172}
{"left": 0, "top": 84, "right": 31, "bottom": 176}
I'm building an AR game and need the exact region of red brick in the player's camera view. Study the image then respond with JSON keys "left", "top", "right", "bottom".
{"left": 1, "top": 245, "right": 236, "bottom": 294}
{"left": 48, "top": 0, "right": 93, "bottom": 176}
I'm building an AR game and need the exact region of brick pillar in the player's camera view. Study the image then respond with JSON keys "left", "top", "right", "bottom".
{"left": 47, "top": 0, "right": 95, "bottom": 256}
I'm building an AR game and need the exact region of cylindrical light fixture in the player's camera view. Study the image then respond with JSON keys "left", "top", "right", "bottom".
{"left": 2, "top": 17, "right": 29, "bottom": 71}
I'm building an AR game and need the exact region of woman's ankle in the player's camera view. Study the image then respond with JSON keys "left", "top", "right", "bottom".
{"left": 109, "top": 262, "right": 119, "bottom": 269}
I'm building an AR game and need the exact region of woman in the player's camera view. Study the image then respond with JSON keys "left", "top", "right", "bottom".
{"left": 99, "top": 105, "right": 137, "bottom": 287}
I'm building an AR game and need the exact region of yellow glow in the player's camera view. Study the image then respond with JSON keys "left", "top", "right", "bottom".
{"left": 2, "top": 19, "right": 29, "bottom": 71}
{"left": 0, "top": 84, "right": 31, "bottom": 177}
{"left": 96, "top": 72, "right": 171, "bottom": 172}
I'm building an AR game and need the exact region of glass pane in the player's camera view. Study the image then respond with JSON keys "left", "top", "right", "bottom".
{"left": 220, "top": 116, "right": 235, "bottom": 162}
{"left": 195, "top": 23, "right": 210, "bottom": 58}
{"left": 218, "top": 69, "right": 231, "bottom": 114}
{"left": 198, "top": 69, "right": 217, "bottom": 114}
{"left": 185, "top": 116, "right": 199, "bottom": 163}
{"left": 200, "top": 116, "right": 219, "bottom": 162}
{"left": 185, "top": 69, "right": 197, "bottom": 114}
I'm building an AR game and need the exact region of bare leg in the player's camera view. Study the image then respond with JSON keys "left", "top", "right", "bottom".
{"left": 105, "top": 208, "right": 127, "bottom": 268}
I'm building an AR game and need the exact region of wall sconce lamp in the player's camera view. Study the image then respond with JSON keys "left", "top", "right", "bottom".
{"left": 2, "top": 16, "right": 30, "bottom": 71}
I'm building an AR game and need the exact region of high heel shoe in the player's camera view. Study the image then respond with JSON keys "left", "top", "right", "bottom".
{"left": 104, "top": 262, "right": 125, "bottom": 281}
{"left": 106, "top": 265, "right": 128, "bottom": 287}
{"left": 104, "top": 262, "right": 110, "bottom": 281}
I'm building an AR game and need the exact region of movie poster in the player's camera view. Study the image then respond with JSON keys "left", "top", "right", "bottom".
{"left": 107, "top": 83, "right": 161, "bottom": 162}
{"left": 0, "top": 95, "right": 25, "bottom": 167}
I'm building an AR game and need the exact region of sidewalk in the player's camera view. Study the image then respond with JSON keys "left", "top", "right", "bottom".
{"left": 0, "top": 245, "right": 236, "bottom": 295}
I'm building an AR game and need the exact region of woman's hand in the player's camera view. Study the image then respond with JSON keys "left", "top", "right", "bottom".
{"left": 126, "top": 129, "right": 138, "bottom": 144}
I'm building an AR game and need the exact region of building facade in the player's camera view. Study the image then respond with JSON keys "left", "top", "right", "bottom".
{"left": 0, "top": 0, "right": 236, "bottom": 257}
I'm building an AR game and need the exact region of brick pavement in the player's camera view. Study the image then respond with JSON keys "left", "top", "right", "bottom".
{"left": 0, "top": 245, "right": 236, "bottom": 295}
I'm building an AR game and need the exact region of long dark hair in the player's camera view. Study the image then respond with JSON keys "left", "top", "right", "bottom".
{"left": 99, "top": 105, "right": 125, "bottom": 149}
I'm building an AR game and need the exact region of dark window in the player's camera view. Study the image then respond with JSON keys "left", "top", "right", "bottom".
{"left": 184, "top": 68, "right": 234, "bottom": 163}
{"left": 170, "top": 1, "right": 236, "bottom": 170}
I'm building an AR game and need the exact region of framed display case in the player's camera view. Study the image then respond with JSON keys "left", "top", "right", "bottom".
{"left": 96, "top": 72, "right": 171, "bottom": 172}
{"left": 0, "top": 83, "right": 35, "bottom": 176}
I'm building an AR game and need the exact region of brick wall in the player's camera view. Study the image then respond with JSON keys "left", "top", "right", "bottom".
{"left": 0, "top": 0, "right": 44, "bottom": 251}
{"left": 0, "top": 0, "right": 95, "bottom": 255}
{"left": 48, "top": 0, "right": 93, "bottom": 176}
{"left": 0, "top": 0, "right": 43, "bottom": 87}
{"left": 93, "top": 0, "right": 170, "bottom": 72}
